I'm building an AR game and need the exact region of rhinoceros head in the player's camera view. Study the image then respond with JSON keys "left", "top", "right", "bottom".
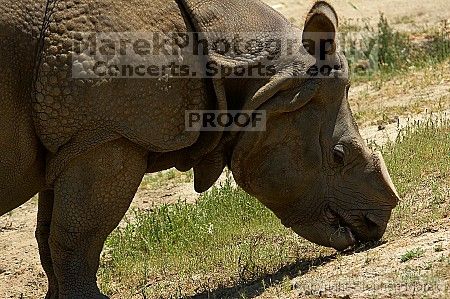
{"left": 229, "top": 2, "right": 400, "bottom": 250}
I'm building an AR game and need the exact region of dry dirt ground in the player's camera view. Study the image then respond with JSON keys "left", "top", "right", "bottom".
{"left": 259, "top": 220, "right": 450, "bottom": 299}
{"left": 1, "top": 1, "right": 450, "bottom": 298}
{"left": 266, "top": 0, "right": 450, "bottom": 28}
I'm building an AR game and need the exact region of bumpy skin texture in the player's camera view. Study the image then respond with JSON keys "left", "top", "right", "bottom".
{"left": 50, "top": 139, "right": 147, "bottom": 298}
{"left": 0, "top": 1, "right": 401, "bottom": 298}
{"left": 34, "top": 0, "right": 214, "bottom": 182}
{"left": 0, "top": 0, "right": 47, "bottom": 215}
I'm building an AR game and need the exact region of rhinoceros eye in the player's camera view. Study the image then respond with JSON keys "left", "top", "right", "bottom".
{"left": 332, "top": 144, "right": 345, "bottom": 165}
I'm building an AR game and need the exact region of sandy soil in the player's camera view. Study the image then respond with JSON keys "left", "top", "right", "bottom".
{"left": 266, "top": 0, "right": 450, "bottom": 27}
{"left": 1, "top": 1, "right": 449, "bottom": 298}
{"left": 258, "top": 219, "right": 450, "bottom": 299}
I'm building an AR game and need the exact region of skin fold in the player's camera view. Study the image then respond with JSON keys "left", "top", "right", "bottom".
{"left": 0, "top": 1, "right": 400, "bottom": 298}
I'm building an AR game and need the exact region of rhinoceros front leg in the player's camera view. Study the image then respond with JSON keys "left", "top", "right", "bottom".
{"left": 48, "top": 139, "right": 147, "bottom": 299}
{"left": 36, "top": 190, "right": 59, "bottom": 299}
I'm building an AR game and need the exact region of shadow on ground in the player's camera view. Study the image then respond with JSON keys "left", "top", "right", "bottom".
{"left": 186, "top": 241, "right": 384, "bottom": 299}
{"left": 186, "top": 255, "right": 335, "bottom": 299}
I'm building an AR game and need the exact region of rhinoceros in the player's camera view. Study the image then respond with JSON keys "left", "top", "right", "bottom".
{"left": 0, "top": 0, "right": 400, "bottom": 298}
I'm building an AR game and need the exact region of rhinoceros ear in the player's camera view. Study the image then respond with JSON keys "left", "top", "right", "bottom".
{"left": 302, "top": 1, "right": 339, "bottom": 58}
{"left": 259, "top": 79, "right": 319, "bottom": 114}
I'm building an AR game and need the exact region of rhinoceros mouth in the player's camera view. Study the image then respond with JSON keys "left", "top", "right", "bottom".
{"left": 324, "top": 206, "right": 358, "bottom": 249}
{"left": 325, "top": 205, "right": 385, "bottom": 247}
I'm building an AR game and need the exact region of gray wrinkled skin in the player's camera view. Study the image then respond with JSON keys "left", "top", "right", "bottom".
{"left": 0, "top": 1, "right": 400, "bottom": 298}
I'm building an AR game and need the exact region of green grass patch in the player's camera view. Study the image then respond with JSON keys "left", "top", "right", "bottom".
{"left": 382, "top": 118, "right": 450, "bottom": 239}
{"left": 99, "top": 173, "right": 326, "bottom": 298}
{"left": 343, "top": 15, "right": 450, "bottom": 82}
{"left": 400, "top": 248, "right": 425, "bottom": 263}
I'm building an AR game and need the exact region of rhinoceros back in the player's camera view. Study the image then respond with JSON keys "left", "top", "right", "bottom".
{"left": 33, "top": 0, "right": 212, "bottom": 155}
